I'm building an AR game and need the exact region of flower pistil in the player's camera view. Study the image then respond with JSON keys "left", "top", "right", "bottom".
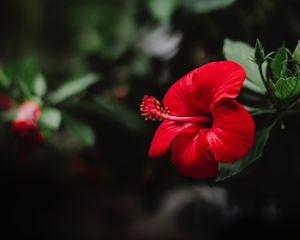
{"left": 140, "top": 95, "right": 210, "bottom": 123}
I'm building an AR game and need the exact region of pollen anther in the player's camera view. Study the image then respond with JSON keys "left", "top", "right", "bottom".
{"left": 140, "top": 95, "right": 168, "bottom": 121}
{"left": 140, "top": 95, "right": 211, "bottom": 124}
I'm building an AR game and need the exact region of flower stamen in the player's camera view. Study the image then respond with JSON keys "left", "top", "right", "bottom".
{"left": 140, "top": 95, "right": 210, "bottom": 123}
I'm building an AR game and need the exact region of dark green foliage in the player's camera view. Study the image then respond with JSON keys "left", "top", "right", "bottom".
{"left": 271, "top": 46, "right": 288, "bottom": 81}
{"left": 222, "top": 38, "right": 300, "bottom": 181}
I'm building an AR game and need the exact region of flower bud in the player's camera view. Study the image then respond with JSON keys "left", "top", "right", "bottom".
{"left": 12, "top": 101, "right": 43, "bottom": 149}
{"left": 254, "top": 39, "right": 265, "bottom": 65}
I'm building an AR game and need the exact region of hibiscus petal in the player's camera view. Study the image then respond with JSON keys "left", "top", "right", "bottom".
{"left": 171, "top": 130, "right": 218, "bottom": 178}
{"left": 192, "top": 60, "right": 246, "bottom": 110}
{"left": 149, "top": 120, "right": 201, "bottom": 158}
{"left": 162, "top": 61, "right": 245, "bottom": 116}
{"left": 206, "top": 99, "right": 255, "bottom": 163}
{"left": 162, "top": 69, "right": 209, "bottom": 116}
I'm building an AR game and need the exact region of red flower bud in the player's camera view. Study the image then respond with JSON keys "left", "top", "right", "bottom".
{"left": 12, "top": 101, "right": 43, "bottom": 149}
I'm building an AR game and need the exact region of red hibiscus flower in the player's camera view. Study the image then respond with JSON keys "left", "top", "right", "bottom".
{"left": 140, "top": 60, "right": 255, "bottom": 179}
{"left": 12, "top": 101, "right": 43, "bottom": 149}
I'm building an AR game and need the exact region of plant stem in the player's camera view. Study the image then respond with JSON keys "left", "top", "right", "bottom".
{"left": 258, "top": 63, "right": 277, "bottom": 106}
{"left": 257, "top": 63, "right": 287, "bottom": 128}
{"left": 251, "top": 108, "right": 276, "bottom": 116}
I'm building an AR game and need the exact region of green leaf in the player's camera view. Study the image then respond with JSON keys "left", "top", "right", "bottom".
{"left": 89, "top": 96, "right": 143, "bottom": 132}
{"left": 17, "top": 57, "right": 39, "bottom": 86}
{"left": 215, "top": 125, "right": 273, "bottom": 182}
{"left": 292, "top": 40, "right": 300, "bottom": 64}
{"left": 15, "top": 57, "right": 39, "bottom": 91}
{"left": 1, "top": 57, "right": 40, "bottom": 94}
{"left": 183, "top": 0, "right": 236, "bottom": 13}
{"left": 110, "top": 1, "right": 137, "bottom": 59}
{"left": 146, "top": 0, "right": 180, "bottom": 23}
{"left": 39, "top": 108, "right": 62, "bottom": 130}
{"left": 33, "top": 73, "right": 47, "bottom": 97}
{"left": 63, "top": 114, "right": 95, "bottom": 147}
{"left": 48, "top": 73, "right": 100, "bottom": 104}
{"left": 0, "top": 109, "right": 17, "bottom": 122}
{"left": 223, "top": 39, "right": 266, "bottom": 95}
{"left": 274, "top": 77, "right": 300, "bottom": 99}
{"left": 70, "top": 1, "right": 138, "bottom": 59}
{"left": 271, "top": 47, "right": 288, "bottom": 81}
{"left": 0, "top": 67, "right": 10, "bottom": 88}
{"left": 130, "top": 55, "right": 151, "bottom": 77}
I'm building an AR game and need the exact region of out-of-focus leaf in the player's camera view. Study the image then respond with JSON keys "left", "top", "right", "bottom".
{"left": 48, "top": 73, "right": 100, "bottom": 104}
{"left": 292, "top": 40, "right": 300, "bottom": 64}
{"left": 110, "top": 1, "right": 137, "bottom": 59}
{"left": 271, "top": 47, "right": 288, "bottom": 81}
{"left": 216, "top": 125, "right": 273, "bottom": 182}
{"left": 130, "top": 55, "right": 151, "bottom": 77}
{"left": 39, "top": 108, "right": 62, "bottom": 130}
{"left": 2, "top": 57, "right": 39, "bottom": 92}
{"left": 223, "top": 39, "right": 266, "bottom": 95}
{"left": 70, "top": 4, "right": 105, "bottom": 55}
{"left": 146, "top": 0, "right": 180, "bottom": 23}
{"left": 18, "top": 80, "right": 32, "bottom": 99}
{"left": 183, "top": 0, "right": 236, "bottom": 13}
{"left": 90, "top": 96, "right": 143, "bottom": 132}
{"left": 274, "top": 77, "right": 300, "bottom": 99}
{"left": 71, "top": 1, "right": 138, "bottom": 59}
{"left": 33, "top": 73, "right": 47, "bottom": 97}
{"left": 0, "top": 68, "right": 10, "bottom": 88}
{"left": 242, "top": 79, "right": 265, "bottom": 94}
{"left": 63, "top": 114, "right": 95, "bottom": 147}
{"left": 0, "top": 109, "right": 17, "bottom": 122}
{"left": 16, "top": 57, "right": 39, "bottom": 90}
{"left": 0, "top": 57, "right": 48, "bottom": 101}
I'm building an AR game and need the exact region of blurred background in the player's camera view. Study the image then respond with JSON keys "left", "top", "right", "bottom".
{"left": 1, "top": 0, "right": 300, "bottom": 239}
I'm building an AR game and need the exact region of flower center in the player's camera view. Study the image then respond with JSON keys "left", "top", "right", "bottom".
{"left": 140, "top": 95, "right": 210, "bottom": 124}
